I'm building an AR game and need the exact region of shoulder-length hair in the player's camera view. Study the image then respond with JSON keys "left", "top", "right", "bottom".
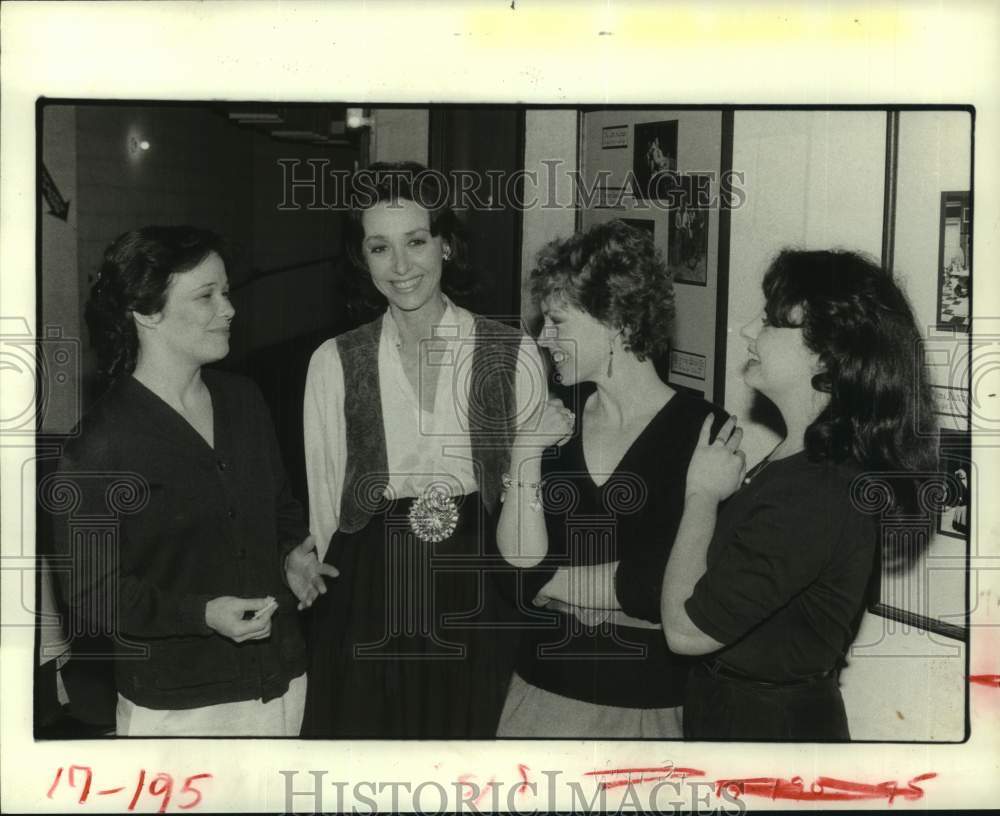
{"left": 762, "top": 249, "right": 937, "bottom": 475}
{"left": 85, "top": 225, "right": 227, "bottom": 381}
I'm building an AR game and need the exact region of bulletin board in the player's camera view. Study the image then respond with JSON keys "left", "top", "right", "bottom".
{"left": 577, "top": 109, "right": 732, "bottom": 404}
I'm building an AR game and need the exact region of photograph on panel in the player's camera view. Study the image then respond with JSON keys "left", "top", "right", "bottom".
{"left": 35, "top": 102, "right": 972, "bottom": 743}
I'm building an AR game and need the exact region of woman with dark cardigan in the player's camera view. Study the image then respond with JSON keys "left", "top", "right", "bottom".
{"left": 495, "top": 220, "right": 726, "bottom": 737}
{"left": 661, "top": 249, "right": 938, "bottom": 740}
{"left": 50, "top": 226, "right": 329, "bottom": 736}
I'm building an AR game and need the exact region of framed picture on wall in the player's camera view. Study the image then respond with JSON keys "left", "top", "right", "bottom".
{"left": 936, "top": 190, "right": 971, "bottom": 332}
{"left": 936, "top": 428, "right": 971, "bottom": 541}
{"left": 931, "top": 383, "right": 970, "bottom": 432}
{"left": 632, "top": 119, "right": 677, "bottom": 200}
{"left": 667, "top": 173, "right": 711, "bottom": 286}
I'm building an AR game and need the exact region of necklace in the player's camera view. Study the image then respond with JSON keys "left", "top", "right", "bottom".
{"left": 742, "top": 458, "right": 772, "bottom": 485}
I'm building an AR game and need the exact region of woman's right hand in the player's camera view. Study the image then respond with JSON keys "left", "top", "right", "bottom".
{"left": 685, "top": 414, "right": 746, "bottom": 504}
{"left": 205, "top": 596, "right": 277, "bottom": 642}
{"left": 514, "top": 396, "right": 575, "bottom": 452}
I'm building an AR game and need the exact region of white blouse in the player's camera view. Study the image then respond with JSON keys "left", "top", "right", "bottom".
{"left": 304, "top": 298, "right": 545, "bottom": 560}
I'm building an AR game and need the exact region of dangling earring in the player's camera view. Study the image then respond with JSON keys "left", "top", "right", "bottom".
{"left": 443, "top": 245, "right": 452, "bottom": 262}
{"left": 607, "top": 335, "right": 615, "bottom": 378}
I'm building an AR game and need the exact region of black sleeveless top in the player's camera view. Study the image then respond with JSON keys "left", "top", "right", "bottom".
{"left": 514, "top": 388, "right": 727, "bottom": 708}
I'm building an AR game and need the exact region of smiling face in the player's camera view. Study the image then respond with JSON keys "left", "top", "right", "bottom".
{"left": 740, "top": 306, "right": 823, "bottom": 404}
{"left": 538, "top": 296, "right": 613, "bottom": 386}
{"left": 137, "top": 251, "right": 234, "bottom": 367}
{"left": 361, "top": 198, "right": 447, "bottom": 315}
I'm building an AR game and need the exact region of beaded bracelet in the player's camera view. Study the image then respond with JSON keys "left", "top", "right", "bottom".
{"left": 500, "top": 472, "right": 544, "bottom": 512}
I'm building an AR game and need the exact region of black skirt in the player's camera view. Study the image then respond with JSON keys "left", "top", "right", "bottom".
{"left": 300, "top": 493, "right": 518, "bottom": 738}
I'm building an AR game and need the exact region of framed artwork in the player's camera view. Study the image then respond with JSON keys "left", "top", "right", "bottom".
{"left": 936, "top": 190, "right": 971, "bottom": 332}
{"left": 601, "top": 124, "right": 628, "bottom": 149}
{"left": 931, "top": 383, "right": 970, "bottom": 432}
{"left": 632, "top": 119, "right": 677, "bottom": 200}
{"left": 936, "top": 428, "right": 971, "bottom": 541}
{"left": 667, "top": 173, "right": 711, "bottom": 286}
{"left": 669, "top": 348, "right": 707, "bottom": 381}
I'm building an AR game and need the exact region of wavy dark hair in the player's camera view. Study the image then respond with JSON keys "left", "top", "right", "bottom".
{"left": 530, "top": 219, "right": 675, "bottom": 361}
{"left": 343, "top": 161, "right": 475, "bottom": 318}
{"left": 762, "top": 249, "right": 937, "bottom": 475}
{"left": 85, "top": 225, "right": 227, "bottom": 380}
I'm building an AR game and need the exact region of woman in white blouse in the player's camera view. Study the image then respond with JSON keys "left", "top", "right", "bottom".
{"left": 299, "top": 162, "right": 544, "bottom": 738}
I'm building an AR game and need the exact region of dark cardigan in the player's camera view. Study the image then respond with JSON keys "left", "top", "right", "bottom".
{"left": 47, "top": 370, "right": 308, "bottom": 710}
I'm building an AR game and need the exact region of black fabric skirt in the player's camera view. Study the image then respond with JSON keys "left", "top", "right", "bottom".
{"left": 300, "top": 493, "right": 518, "bottom": 738}
{"left": 683, "top": 660, "right": 850, "bottom": 741}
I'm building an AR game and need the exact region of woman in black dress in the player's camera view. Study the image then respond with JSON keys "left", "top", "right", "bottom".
{"left": 300, "top": 162, "right": 544, "bottom": 738}
{"left": 495, "top": 219, "right": 725, "bottom": 737}
{"left": 661, "top": 249, "right": 938, "bottom": 740}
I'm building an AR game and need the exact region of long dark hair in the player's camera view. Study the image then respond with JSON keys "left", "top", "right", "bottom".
{"left": 85, "top": 225, "right": 227, "bottom": 381}
{"left": 342, "top": 161, "right": 475, "bottom": 319}
{"left": 762, "top": 249, "right": 937, "bottom": 475}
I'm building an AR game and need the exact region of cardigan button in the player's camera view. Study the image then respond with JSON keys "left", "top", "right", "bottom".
{"left": 228, "top": 508, "right": 237, "bottom": 520}
{"left": 217, "top": 459, "right": 229, "bottom": 471}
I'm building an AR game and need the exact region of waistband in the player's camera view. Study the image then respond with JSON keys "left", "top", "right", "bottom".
{"left": 703, "top": 659, "right": 839, "bottom": 689}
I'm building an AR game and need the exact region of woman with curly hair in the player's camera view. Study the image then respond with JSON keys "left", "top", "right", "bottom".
{"left": 51, "top": 225, "right": 328, "bottom": 736}
{"left": 495, "top": 219, "right": 726, "bottom": 738}
{"left": 661, "top": 249, "right": 937, "bottom": 740}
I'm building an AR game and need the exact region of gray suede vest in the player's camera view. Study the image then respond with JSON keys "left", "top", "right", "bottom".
{"left": 335, "top": 314, "right": 521, "bottom": 533}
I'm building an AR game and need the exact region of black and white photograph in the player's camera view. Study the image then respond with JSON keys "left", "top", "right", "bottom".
{"left": 2, "top": 3, "right": 998, "bottom": 814}
{"left": 937, "top": 190, "right": 971, "bottom": 332}
{"left": 666, "top": 174, "right": 711, "bottom": 286}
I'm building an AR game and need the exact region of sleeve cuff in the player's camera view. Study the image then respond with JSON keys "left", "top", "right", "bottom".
{"left": 684, "top": 592, "right": 736, "bottom": 646}
{"left": 179, "top": 594, "right": 215, "bottom": 636}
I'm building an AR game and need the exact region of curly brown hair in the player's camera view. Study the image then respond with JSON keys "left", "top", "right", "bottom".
{"left": 530, "top": 219, "right": 675, "bottom": 361}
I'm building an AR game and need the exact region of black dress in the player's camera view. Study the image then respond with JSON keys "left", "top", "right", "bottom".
{"left": 300, "top": 494, "right": 517, "bottom": 738}
{"left": 508, "top": 389, "right": 727, "bottom": 718}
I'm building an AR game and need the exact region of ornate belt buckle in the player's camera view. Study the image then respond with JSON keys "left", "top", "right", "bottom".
{"left": 408, "top": 486, "right": 459, "bottom": 543}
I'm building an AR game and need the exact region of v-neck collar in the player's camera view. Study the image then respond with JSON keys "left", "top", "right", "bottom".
{"left": 578, "top": 390, "right": 679, "bottom": 488}
{"left": 122, "top": 373, "right": 221, "bottom": 456}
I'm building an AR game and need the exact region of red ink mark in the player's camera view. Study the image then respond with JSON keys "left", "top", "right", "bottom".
{"left": 969, "top": 674, "right": 1000, "bottom": 687}
{"left": 178, "top": 773, "right": 212, "bottom": 810}
{"left": 128, "top": 769, "right": 147, "bottom": 810}
{"left": 585, "top": 765, "right": 705, "bottom": 777}
{"left": 455, "top": 774, "right": 494, "bottom": 806}
{"left": 517, "top": 764, "right": 531, "bottom": 796}
{"left": 149, "top": 772, "right": 174, "bottom": 813}
{"left": 46, "top": 767, "right": 64, "bottom": 799}
{"left": 98, "top": 787, "right": 127, "bottom": 795}
{"left": 585, "top": 765, "right": 705, "bottom": 792}
{"left": 68, "top": 765, "right": 93, "bottom": 804}
{"left": 714, "top": 772, "right": 937, "bottom": 803}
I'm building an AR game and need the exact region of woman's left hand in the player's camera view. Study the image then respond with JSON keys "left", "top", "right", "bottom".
{"left": 685, "top": 414, "right": 746, "bottom": 504}
{"left": 284, "top": 535, "right": 340, "bottom": 610}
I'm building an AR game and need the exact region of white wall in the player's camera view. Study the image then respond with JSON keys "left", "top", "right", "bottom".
{"left": 520, "top": 109, "right": 578, "bottom": 327}
{"left": 727, "top": 110, "right": 887, "bottom": 464}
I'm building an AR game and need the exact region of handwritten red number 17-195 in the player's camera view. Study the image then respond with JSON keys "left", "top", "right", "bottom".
{"left": 47, "top": 766, "right": 212, "bottom": 812}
